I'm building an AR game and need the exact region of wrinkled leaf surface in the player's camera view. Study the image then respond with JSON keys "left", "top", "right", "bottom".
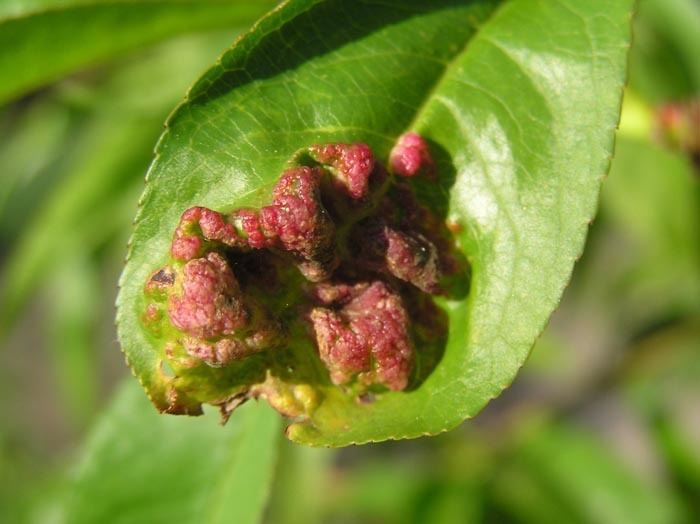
{"left": 118, "top": 0, "right": 634, "bottom": 445}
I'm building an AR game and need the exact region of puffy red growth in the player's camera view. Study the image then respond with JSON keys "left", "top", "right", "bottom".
{"left": 168, "top": 252, "right": 248, "bottom": 339}
{"left": 171, "top": 235, "right": 202, "bottom": 261}
{"left": 182, "top": 337, "right": 250, "bottom": 368}
{"left": 309, "top": 143, "right": 375, "bottom": 199}
{"left": 310, "top": 281, "right": 413, "bottom": 391}
{"left": 171, "top": 206, "right": 244, "bottom": 260}
{"left": 171, "top": 167, "right": 339, "bottom": 283}
{"left": 261, "top": 166, "right": 337, "bottom": 281}
{"left": 389, "top": 132, "right": 434, "bottom": 177}
{"left": 231, "top": 208, "right": 272, "bottom": 249}
{"left": 149, "top": 136, "right": 451, "bottom": 391}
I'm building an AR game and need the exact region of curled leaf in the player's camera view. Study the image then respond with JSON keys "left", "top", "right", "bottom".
{"left": 117, "top": 0, "right": 635, "bottom": 446}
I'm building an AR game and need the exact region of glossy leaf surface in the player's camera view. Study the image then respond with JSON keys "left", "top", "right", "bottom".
{"left": 0, "top": 0, "right": 275, "bottom": 104}
{"left": 118, "top": 0, "right": 634, "bottom": 445}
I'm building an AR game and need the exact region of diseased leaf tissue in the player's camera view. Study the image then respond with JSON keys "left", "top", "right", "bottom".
{"left": 117, "top": 0, "right": 634, "bottom": 445}
{"left": 142, "top": 135, "right": 466, "bottom": 420}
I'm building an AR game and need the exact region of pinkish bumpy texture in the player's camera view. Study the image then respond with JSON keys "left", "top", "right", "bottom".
{"left": 309, "top": 143, "right": 375, "bottom": 199}
{"left": 162, "top": 252, "right": 278, "bottom": 367}
{"left": 145, "top": 135, "right": 449, "bottom": 398}
{"left": 310, "top": 281, "right": 413, "bottom": 391}
{"left": 171, "top": 167, "right": 337, "bottom": 281}
{"left": 168, "top": 252, "right": 248, "bottom": 339}
{"left": 171, "top": 206, "right": 246, "bottom": 261}
{"left": 389, "top": 132, "right": 435, "bottom": 177}
{"left": 260, "top": 166, "right": 337, "bottom": 281}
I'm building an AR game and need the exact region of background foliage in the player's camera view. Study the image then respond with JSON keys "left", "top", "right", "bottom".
{"left": 1, "top": 0, "right": 698, "bottom": 522}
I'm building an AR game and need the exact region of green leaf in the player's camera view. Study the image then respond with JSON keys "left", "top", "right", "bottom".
{"left": 0, "top": 32, "right": 234, "bottom": 335}
{"left": 46, "top": 253, "right": 101, "bottom": 427}
{"left": 0, "top": 97, "right": 73, "bottom": 240}
{"left": 602, "top": 137, "right": 700, "bottom": 323}
{"left": 492, "top": 424, "right": 686, "bottom": 524}
{"left": 629, "top": 0, "right": 700, "bottom": 102}
{"left": 58, "top": 379, "right": 281, "bottom": 524}
{"left": 322, "top": 461, "right": 483, "bottom": 524}
{"left": 0, "top": 0, "right": 276, "bottom": 104}
{"left": 0, "top": 116, "right": 155, "bottom": 334}
{"left": 118, "top": 0, "right": 634, "bottom": 445}
{"left": 265, "top": 440, "right": 334, "bottom": 524}
{"left": 624, "top": 323, "right": 700, "bottom": 508}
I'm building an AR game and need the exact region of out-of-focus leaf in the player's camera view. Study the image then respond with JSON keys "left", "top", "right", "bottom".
{"left": 0, "top": 32, "right": 236, "bottom": 335}
{"left": 318, "top": 458, "right": 484, "bottom": 524}
{"left": 46, "top": 252, "right": 101, "bottom": 426}
{"left": 329, "top": 463, "right": 428, "bottom": 523}
{"left": 629, "top": 0, "right": 700, "bottom": 102}
{"left": 616, "top": 90, "right": 654, "bottom": 142}
{"left": 492, "top": 424, "right": 685, "bottom": 524}
{"left": 602, "top": 137, "right": 700, "bottom": 323}
{"left": 265, "top": 439, "right": 333, "bottom": 524}
{"left": 624, "top": 323, "right": 700, "bottom": 510}
{"left": 654, "top": 412, "right": 700, "bottom": 509}
{"left": 0, "top": 116, "right": 157, "bottom": 334}
{"left": 58, "top": 379, "right": 281, "bottom": 524}
{"left": 0, "top": 0, "right": 276, "bottom": 104}
{"left": 492, "top": 463, "right": 571, "bottom": 524}
{"left": 641, "top": 0, "right": 700, "bottom": 88}
{"left": 413, "top": 481, "right": 482, "bottom": 524}
{"left": 0, "top": 435, "right": 38, "bottom": 524}
{"left": 0, "top": 97, "right": 75, "bottom": 244}
{"left": 118, "top": 0, "right": 634, "bottom": 446}
{"left": 606, "top": 139, "right": 699, "bottom": 257}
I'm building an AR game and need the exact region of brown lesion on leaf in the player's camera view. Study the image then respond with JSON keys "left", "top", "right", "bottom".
{"left": 144, "top": 372, "right": 204, "bottom": 416}
{"left": 353, "top": 219, "right": 442, "bottom": 294}
{"left": 140, "top": 135, "right": 467, "bottom": 420}
{"left": 216, "top": 372, "right": 320, "bottom": 423}
{"left": 145, "top": 266, "right": 175, "bottom": 297}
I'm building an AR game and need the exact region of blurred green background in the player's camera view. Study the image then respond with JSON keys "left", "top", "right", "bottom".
{"left": 1, "top": 0, "right": 699, "bottom": 522}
